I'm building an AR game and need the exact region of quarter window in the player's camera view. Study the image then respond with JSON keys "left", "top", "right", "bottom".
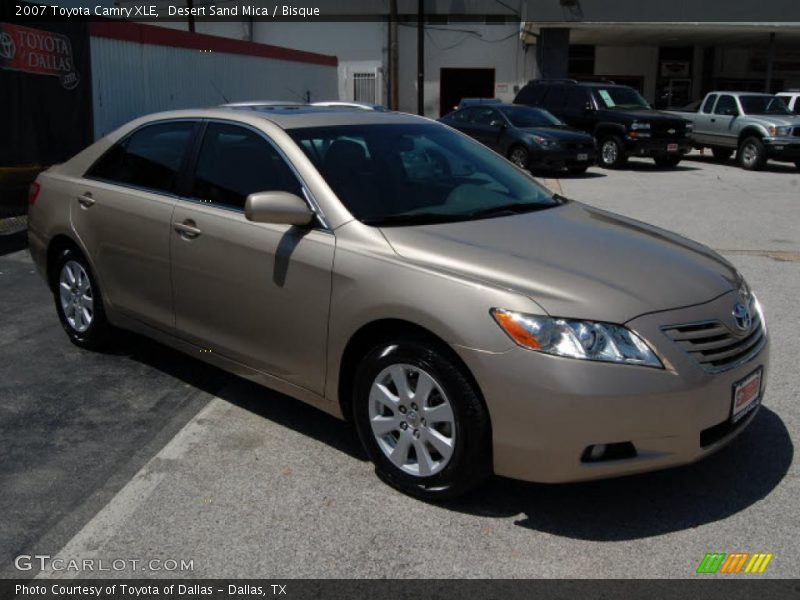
{"left": 190, "top": 123, "right": 303, "bottom": 211}
{"left": 87, "top": 121, "right": 195, "bottom": 194}
{"left": 701, "top": 94, "right": 718, "bottom": 113}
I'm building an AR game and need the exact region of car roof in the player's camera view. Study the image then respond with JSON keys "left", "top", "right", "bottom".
{"left": 128, "top": 106, "right": 431, "bottom": 130}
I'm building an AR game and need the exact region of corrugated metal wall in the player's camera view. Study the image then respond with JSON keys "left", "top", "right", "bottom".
{"left": 90, "top": 37, "right": 338, "bottom": 138}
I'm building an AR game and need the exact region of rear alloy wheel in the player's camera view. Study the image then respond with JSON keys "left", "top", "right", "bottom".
{"left": 599, "top": 135, "right": 627, "bottom": 168}
{"left": 738, "top": 136, "right": 767, "bottom": 170}
{"left": 353, "top": 338, "right": 492, "bottom": 500}
{"left": 654, "top": 156, "right": 682, "bottom": 168}
{"left": 508, "top": 145, "right": 529, "bottom": 169}
{"left": 712, "top": 147, "right": 734, "bottom": 161}
{"left": 53, "top": 247, "right": 111, "bottom": 349}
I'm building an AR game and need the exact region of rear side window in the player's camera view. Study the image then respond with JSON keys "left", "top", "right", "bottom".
{"left": 565, "top": 87, "right": 590, "bottom": 111}
{"left": 542, "top": 85, "right": 566, "bottom": 111}
{"left": 514, "top": 84, "right": 547, "bottom": 106}
{"left": 87, "top": 121, "right": 195, "bottom": 194}
{"left": 714, "top": 95, "right": 737, "bottom": 115}
{"left": 701, "top": 94, "right": 718, "bottom": 113}
{"left": 190, "top": 123, "right": 302, "bottom": 211}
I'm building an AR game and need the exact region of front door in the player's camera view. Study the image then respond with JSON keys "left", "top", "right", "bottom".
{"left": 170, "top": 121, "right": 335, "bottom": 394}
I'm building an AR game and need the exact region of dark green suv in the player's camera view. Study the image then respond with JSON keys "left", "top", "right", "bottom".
{"left": 514, "top": 80, "right": 692, "bottom": 169}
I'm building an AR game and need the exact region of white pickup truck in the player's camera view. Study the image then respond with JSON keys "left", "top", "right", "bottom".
{"left": 668, "top": 91, "right": 800, "bottom": 170}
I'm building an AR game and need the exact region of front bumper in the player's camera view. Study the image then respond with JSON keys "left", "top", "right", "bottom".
{"left": 625, "top": 137, "right": 692, "bottom": 157}
{"left": 456, "top": 291, "right": 769, "bottom": 483}
{"left": 763, "top": 137, "right": 800, "bottom": 161}
{"left": 529, "top": 147, "right": 597, "bottom": 169}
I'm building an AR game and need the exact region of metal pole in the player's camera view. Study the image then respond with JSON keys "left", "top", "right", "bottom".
{"left": 390, "top": 0, "right": 399, "bottom": 111}
{"left": 186, "top": 0, "right": 195, "bottom": 32}
{"left": 765, "top": 32, "right": 776, "bottom": 93}
{"left": 417, "top": 0, "right": 424, "bottom": 115}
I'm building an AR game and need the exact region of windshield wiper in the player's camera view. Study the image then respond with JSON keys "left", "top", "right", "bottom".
{"left": 360, "top": 212, "right": 460, "bottom": 227}
{"left": 464, "top": 202, "right": 556, "bottom": 220}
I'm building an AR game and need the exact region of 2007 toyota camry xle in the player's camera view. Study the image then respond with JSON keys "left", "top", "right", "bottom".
{"left": 28, "top": 106, "right": 769, "bottom": 500}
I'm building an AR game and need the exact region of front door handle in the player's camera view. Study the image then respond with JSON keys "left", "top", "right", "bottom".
{"left": 174, "top": 220, "right": 202, "bottom": 239}
{"left": 77, "top": 192, "right": 95, "bottom": 208}
{"left": 710, "top": 118, "right": 716, "bottom": 123}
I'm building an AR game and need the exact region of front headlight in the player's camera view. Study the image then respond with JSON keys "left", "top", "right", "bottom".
{"left": 491, "top": 308, "right": 663, "bottom": 368}
{"left": 770, "top": 125, "right": 792, "bottom": 136}
{"left": 532, "top": 135, "right": 559, "bottom": 148}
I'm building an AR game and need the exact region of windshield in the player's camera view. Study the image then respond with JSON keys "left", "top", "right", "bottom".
{"left": 739, "top": 95, "right": 792, "bottom": 115}
{"left": 287, "top": 123, "right": 557, "bottom": 226}
{"left": 592, "top": 87, "right": 650, "bottom": 110}
{"left": 498, "top": 106, "right": 562, "bottom": 128}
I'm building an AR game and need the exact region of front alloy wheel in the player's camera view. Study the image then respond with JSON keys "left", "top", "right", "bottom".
{"left": 508, "top": 146, "right": 529, "bottom": 169}
{"left": 599, "top": 135, "right": 627, "bottom": 168}
{"left": 738, "top": 137, "right": 766, "bottom": 170}
{"left": 353, "top": 338, "right": 492, "bottom": 500}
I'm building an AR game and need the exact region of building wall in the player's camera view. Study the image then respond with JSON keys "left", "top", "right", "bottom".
{"left": 715, "top": 47, "right": 800, "bottom": 90}
{"left": 89, "top": 36, "right": 338, "bottom": 138}
{"left": 397, "top": 23, "right": 535, "bottom": 117}
{"left": 594, "top": 46, "right": 659, "bottom": 103}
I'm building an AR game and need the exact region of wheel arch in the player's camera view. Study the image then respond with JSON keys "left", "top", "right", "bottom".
{"left": 336, "top": 318, "right": 488, "bottom": 428}
{"left": 737, "top": 127, "right": 766, "bottom": 145}
{"left": 46, "top": 234, "right": 85, "bottom": 292}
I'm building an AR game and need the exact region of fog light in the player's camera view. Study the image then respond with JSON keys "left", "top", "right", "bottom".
{"left": 581, "top": 441, "right": 637, "bottom": 463}
{"left": 589, "top": 444, "right": 606, "bottom": 460}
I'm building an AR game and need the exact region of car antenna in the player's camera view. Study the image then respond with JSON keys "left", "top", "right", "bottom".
{"left": 210, "top": 80, "right": 230, "bottom": 104}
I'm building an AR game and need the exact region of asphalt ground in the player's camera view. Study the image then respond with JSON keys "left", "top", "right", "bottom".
{"left": 1, "top": 152, "right": 798, "bottom": 579}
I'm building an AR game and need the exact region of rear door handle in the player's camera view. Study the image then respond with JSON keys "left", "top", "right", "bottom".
{"left": 710, "top": 118, "right": 716, "bottom": 122}
{"left": 77, "top": 192, "right": 95, "bottom": 208}
{"left": 174, "top": 220, "right": 202, "bottom": 239}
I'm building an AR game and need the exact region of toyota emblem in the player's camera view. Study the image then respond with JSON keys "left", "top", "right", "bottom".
{"left": 732, "top": 302, "right": 752, "bottom": 332}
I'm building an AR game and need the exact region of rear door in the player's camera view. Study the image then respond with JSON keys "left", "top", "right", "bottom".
{"left": 709, "top": 94, "right": 739, "bottom": 147}
{"left": 541, "top": 84, "right": 567, "bottom": 120}
{"left": 169, "top": 120, "right": 334, "bottom": 394}
{"left": 562, "top": 86, "right": 593, "bottom": 131}
{"left": 692, "top": 94, "right": 718, "bottom": 145}
{"left": 74, "top": 120, "right": 198, "bottom": 330}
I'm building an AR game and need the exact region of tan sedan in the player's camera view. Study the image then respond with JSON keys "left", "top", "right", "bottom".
{"left": 28, "top": 107, "right": 769, "bottom": 499}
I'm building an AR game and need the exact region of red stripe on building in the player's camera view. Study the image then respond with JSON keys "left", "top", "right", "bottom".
{"left": 88, "top": 21, "right": 337, "bottom": 67}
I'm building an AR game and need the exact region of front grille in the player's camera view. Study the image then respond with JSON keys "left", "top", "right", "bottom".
{"left": 661, "top": 309, "right": 766, "bottom": 373}
{"left": 565, "top": 142, "right": 594, "bottom": 151}
{"left": 793, "top": 127, "right": 800, "bottom": 137}
{"left": 649, "top": 129, "right": 687, "bottom": 140}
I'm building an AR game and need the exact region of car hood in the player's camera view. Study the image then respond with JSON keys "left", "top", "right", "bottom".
{"left": 517, "top": 126, "right": 593, "bottom": 141}
{"left": 379, "top": 201, "right": 739, "bottom": 324}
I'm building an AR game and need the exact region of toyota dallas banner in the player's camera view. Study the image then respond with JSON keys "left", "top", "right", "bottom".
{"left": 0, "top": 11, "right": 92, "bottom": 169}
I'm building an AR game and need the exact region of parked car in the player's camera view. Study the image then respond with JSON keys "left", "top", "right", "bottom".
{"left": 28, "top": 107, "right": 769, "bottom": 500}
{"left": 669, "top": 92, "right": 800, "bottom": 170}
{"left": 514, "top": 79, "right": 692, "bottom": 169}
{"left": 439, "top": 103, "right": 597, "bottom": 174}
{"left": 775, "top": 92, "right": 800, "bottom": 115}
{"left": 311, "top": 101, "right": 387, "bottom": 111}
{"left": 456, "top": 97, "right": 503, "bottom": 109}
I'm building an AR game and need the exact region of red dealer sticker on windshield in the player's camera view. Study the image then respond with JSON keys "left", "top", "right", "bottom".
{"left": 0, "top": 23, "right": 79, "bottom": 89}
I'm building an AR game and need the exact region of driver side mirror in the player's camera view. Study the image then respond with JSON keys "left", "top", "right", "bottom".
{"left": 584, "top": 102, "right": 596, "bottom": 112}
{"left": 245, "top": 191, "right": 314, "bottom": 227}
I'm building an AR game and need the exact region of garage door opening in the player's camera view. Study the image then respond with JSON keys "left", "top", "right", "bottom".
{"left": 439, "top": 68, "right": 495, "bottom": 117}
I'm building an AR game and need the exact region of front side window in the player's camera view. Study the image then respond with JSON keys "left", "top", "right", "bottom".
{"left": 190, "top": 123, "right": 302, "bottom": 210}
{"left": 592, "top": 87, "right": 649, "bottom": 110}
{"left": 87, "top": 121, "right": 195, "bottom": 194}
{"left": 287, "top": 123, "right": 557, "bottom": 226}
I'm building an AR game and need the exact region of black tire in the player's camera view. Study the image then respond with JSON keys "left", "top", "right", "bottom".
{"left": 738, "top": 136, "right": 767, "bottom": 170}
{"left": 507, "top": 145, "right": 529, "bottom": 169}
{"left": 653, "top": 156, "right": 682, "bottom": 168}
{"left": 52, "top": 246, "right": 112, "bottom": 350}
{"left": 598, "top": 135, "right": 627, "bottom": 169}
{"left": 795, "top": 160, "right": 800, "bottom": 170}
{"left": 353, "top": 337, "right": 492, "bottom": 501}
{"left": 711, "top": 147, "right": 734, "bottom": 161}
{"left": 566, "top": 165, "right": 589, "bottom": 175}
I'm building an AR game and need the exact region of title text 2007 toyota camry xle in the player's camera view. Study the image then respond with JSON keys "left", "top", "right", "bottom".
{"left": 28, "top": 107, "right": 768, "bottom": 499}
